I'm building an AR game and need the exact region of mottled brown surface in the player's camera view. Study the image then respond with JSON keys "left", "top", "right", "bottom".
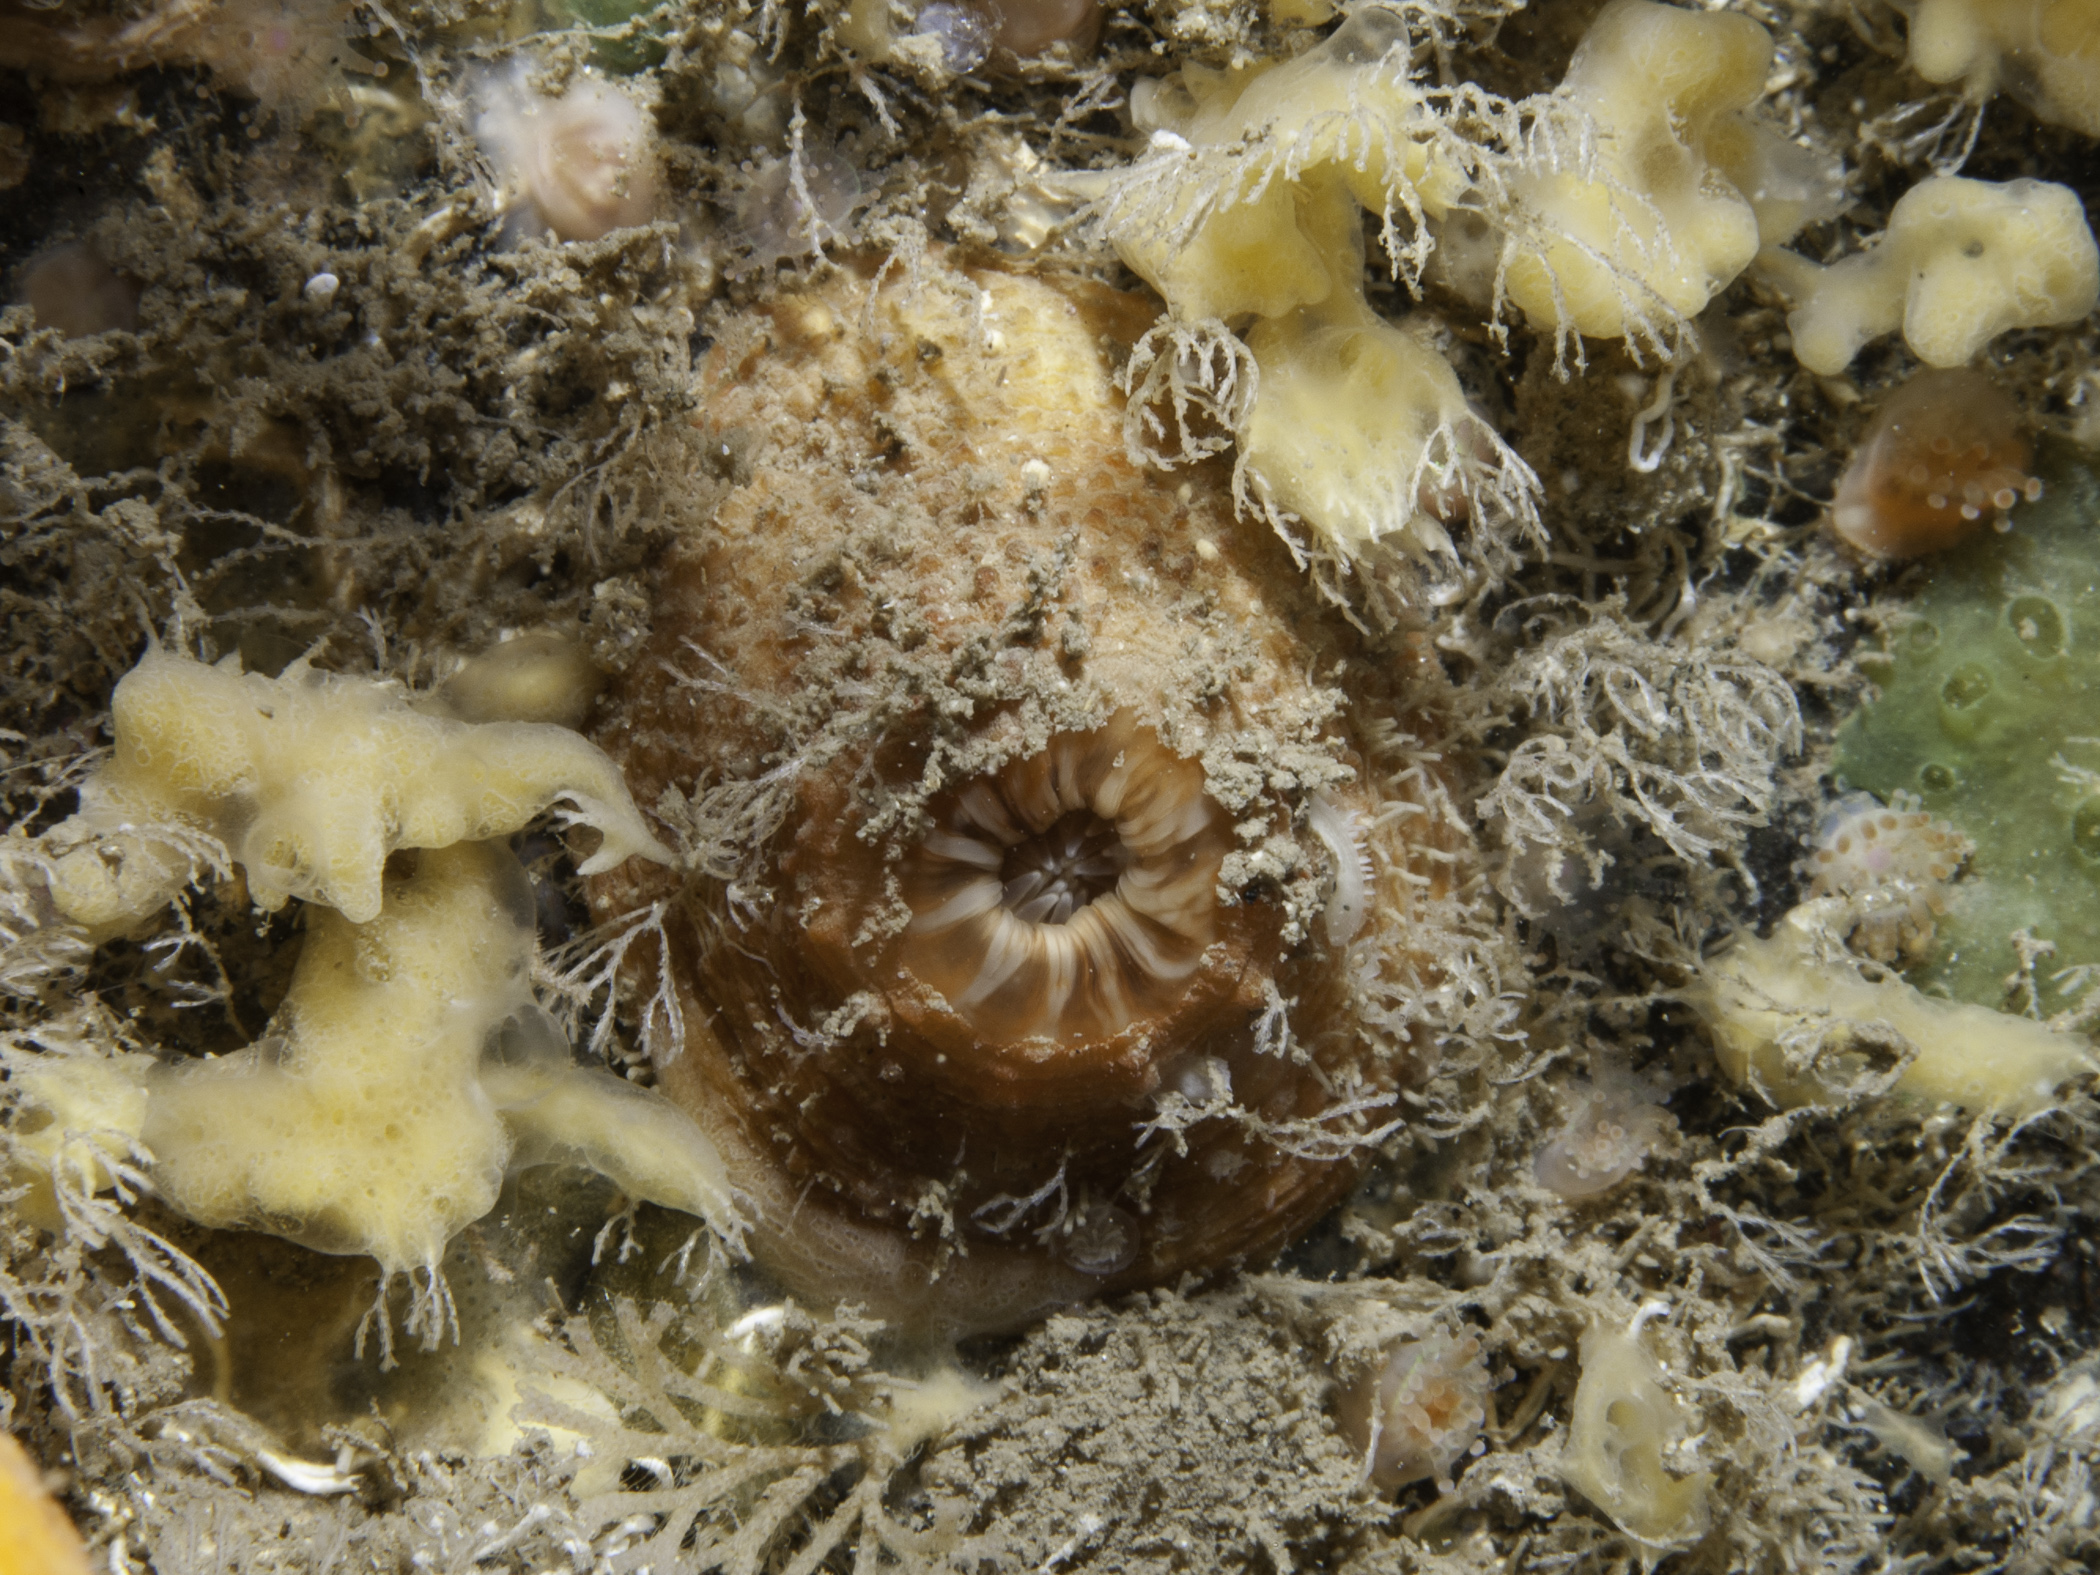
{"left": 591, "top": 257, "right": 1466, "bottom": 1333}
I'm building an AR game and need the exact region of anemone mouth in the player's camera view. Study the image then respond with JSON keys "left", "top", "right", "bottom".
{"left": 999, "top": 808, "right": 1130, "bottom": 923}
{"left": 901, "top": 716, "right": 1227, "bottom": 1042}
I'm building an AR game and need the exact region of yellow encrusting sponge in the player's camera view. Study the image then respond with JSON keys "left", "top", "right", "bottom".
{"left": 1690, "top": 900, "right": 2095, "bottom": 1117}
{"left": 1094, "top": 0, "right": 1840, "bottom": 601}
{"left": 1238, "top": 300, "right": 1495, "bottom": 585}
{"left": 44, "top": 647, "right": 672, "bottom": 934}
{"left": 1763, "top": 176, "right": 2099, "bottom": 376}
{"left": 1101, "top": 9, "right": 1539, "bottom": 593}
{"left": 1500, "top": 0, "right": 1783, "bottom": 345}
{"left": 1898, "top": 0, "right": 2100, "bottom": 138}
{"left": 10, "top": 643, "right": 728, "bottom": 1361}
{"left": 20, "top": 842, "right": 736, "bottom": 1358}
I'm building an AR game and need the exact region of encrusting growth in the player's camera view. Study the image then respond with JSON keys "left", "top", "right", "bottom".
{"left": 1099, "top": 6, "right": 1539, "bottom": 603}
{"left": 42, "top": 647, "right": 671, "bottom": 935}
{"left": 1896, "top": 0, "right": 2100, "bottom": 137}
{"left": 11, "top": 645, "right": 723, "bottom": 1361}
{"left": 1097, "top": 0, "right": 1843, "bottom": 609}
{"left": 1691, "top": 900, "right": 2094, "bottom": 1116}
{"left": 1762, "top": 176, "right": 2099, "bottom": 376}
{"left": 1498, "top": 0, "right": 1836, "bottom": 345}
{"left": 138, "top": 841, "right": 734, "bottom": 1356}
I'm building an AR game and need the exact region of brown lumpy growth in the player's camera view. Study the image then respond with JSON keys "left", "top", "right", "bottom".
{"left": 591, "top": 256, "right": 1468, "bottom": 1334}
{"left": 1830, "top": 367, "right": 2041, "bottom": 559}
{"left": 17, "top": 242, "right": 139, "bottom": 339}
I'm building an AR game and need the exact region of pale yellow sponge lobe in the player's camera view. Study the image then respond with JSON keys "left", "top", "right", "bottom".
{"left": 1902, "top": 0, "right": 2100, "bottom": 137}
{"left": 1561, "top": 1315, "right": 1713, "bottom": 1549}
{"left": 8, "top": 842, "right": 735, "bottom": 1351}
{"left": 1772, "top": 176, "right": 2098, "bottom": 376}
{"left": 136, "top": 842, "right": 735, "bottom": 1286}
{"left": 1, "top": 1048, "right": 156, "bottom": 1231}
{"left": 1500, "top": 0, "right": 1773, "bottom": 342}
{"left": 1095, "top": 9, "right": 1549, "bottom": 588}
{"left": 1241, "top": 299, "right": 1529, "bottom": 577}
{"left": 46, "top": 647, "right": 672, "bottom": 931}
{"left": 1106, "top": 9, "right": 1462, "bottom": 326}
{"left": 435, "top": 631, "right": 604, "bottom": 729}
{"left": 1128, "top": 174, "right": 1360, "bottom": 328}
{"left": 1690, "top": 901, "right": 2094, "bottom": 1116}
{"left": 142, "top": 841, "right": 527, "bottom": 1270}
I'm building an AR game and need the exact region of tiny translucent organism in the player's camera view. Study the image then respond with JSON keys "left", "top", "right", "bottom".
{"left": 848, "top": 0, "right": 1098, "bottom": 70}
{"left": 731, "top": 144, "right": 864, "bottom": 271}
{"left": 474, "top": 66, "right": 661, "bottom": 243}
{"left": 1854, "top": 1398, "right": 1962, "bottom": 1483}
{"left": 1334, "top": 1330, "right": 1491, "bottom": 1491}
{"left": 1802, "top": 790, "right": 1972, "bottom": 962}
{"left": 1533, "top": 1062, "right": 1676, "bottom": 1201}
{"left": 1560, "top": 1307, "right": 1713, "bottom": 1549}
{"left": 1830, "top": 369, "right": 2042, "bottom": 560}
{"left": 908, "top": 0, "right": 996, "bottom": 71}
{"left": 1306, "top": 789, "right": 1372, "bottom": 945}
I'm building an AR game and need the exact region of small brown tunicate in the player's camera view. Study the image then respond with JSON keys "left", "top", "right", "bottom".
{"left": 1830, "top": 367, "right": 2041, "bottom": 559}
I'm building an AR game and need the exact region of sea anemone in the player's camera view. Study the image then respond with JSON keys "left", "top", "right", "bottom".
{"left": 1830, "top": 368, "right": 2042, "bottom": 560}
{"left": 586, "top": 256, "right": 1491, "bottom": 1336}
{"left": 1335, "top": 1330, "right": 1490, "bottom": 1491}
{"left": 473, "top": 66, "right": 661, "bottom": 244}
{"left": 895, "top": 715, "right": 1229, "bottom": 1044}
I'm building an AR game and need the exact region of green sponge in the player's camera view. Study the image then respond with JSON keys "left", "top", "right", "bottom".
{"left": 1832, "top": 443, "right": 2100, "bottom": 1012}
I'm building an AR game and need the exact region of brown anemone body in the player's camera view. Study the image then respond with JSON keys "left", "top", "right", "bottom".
{"left": 591, "top": 256, "right": 1467, "bottom": 1334}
